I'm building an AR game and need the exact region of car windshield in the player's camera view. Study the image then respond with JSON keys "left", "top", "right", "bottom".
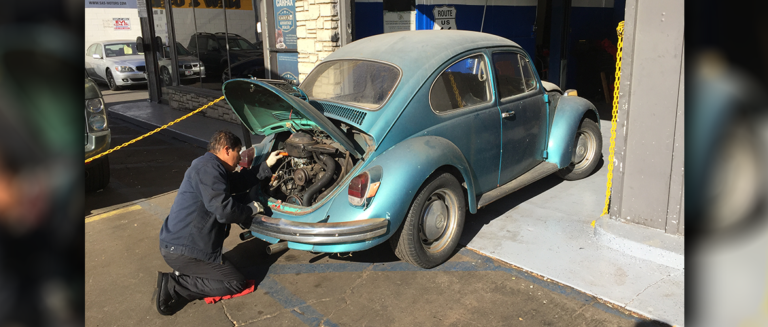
{"left": 163, "top": 43, "right": 192, "bottom": 57}
{"left": 104, "top": 43, "right": 142, "bottom": 57}
{"left": 301, "top": 60, "right": 400, "bottom": 110}
{"left": 217, "top": 38, "right": 257, "bottom": 50}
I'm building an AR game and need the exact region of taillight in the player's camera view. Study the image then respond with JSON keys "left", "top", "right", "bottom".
{"left": 239, "top": 147, "right": 254, "bottom": 169}
{"left": 348, "top": 172, "right": 369, "bottom": 206}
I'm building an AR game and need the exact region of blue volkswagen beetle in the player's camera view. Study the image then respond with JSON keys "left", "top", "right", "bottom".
{"left": 222, "top": 30, "right": 601, "bottom": 268}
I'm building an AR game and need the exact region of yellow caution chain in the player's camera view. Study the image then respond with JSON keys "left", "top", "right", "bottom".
{"left": 601, "top": 21, "right": 624, "bottom": 216}
{"left": 85, "top": 96, "right": 225, "bottom": 164}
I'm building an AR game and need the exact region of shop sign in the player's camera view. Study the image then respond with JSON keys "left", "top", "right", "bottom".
{"left": 274, "top": 0, "right": 297, "bottom": 49}
{"left": 277, "top": 53, "right": 299, "bottom": 83}
{"left": 432, "top": 6, "right": 457, "bottom": 30}
{"left": 114, "top": 18, "right": 132, "bottom": 30}
{"left": 86, "top": 0, "right": 138, "bottom": 9}
{"left": 383, "top": 11, "right": 415, "bottom": 34}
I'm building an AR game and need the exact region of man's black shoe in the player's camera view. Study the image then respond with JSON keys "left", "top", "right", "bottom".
{"left": 155, "top": 272, "right": 184, "bottom": 316}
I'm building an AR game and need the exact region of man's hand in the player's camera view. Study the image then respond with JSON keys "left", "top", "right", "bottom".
{"left": 246, "top": 201, "right": 262, "bottom": 216}
{"left": 266, "top": 150, "right": 286, "bottom": 168}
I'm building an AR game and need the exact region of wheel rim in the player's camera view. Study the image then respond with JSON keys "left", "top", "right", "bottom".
{"left": 572, "top": 129, "right": 597, "bottom": 170}
{"left": 108, "top": 73, "right": 116, "bottom": 89}
{"left": 419, "top": 188, "right": 459, "bottom": 253}
{"left": 162, "top": 69, "right": 171, "bottom": 86}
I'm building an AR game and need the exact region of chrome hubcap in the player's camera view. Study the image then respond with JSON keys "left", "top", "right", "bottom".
{"left": 419, "top": 189, "right": 458, "bottom": 253}
{"left": 572, "top": 130, "right": 596, "bottom": 170}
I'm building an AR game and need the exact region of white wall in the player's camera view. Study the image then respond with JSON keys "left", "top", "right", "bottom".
{"left": 85, "top": 8, "right": 142, "bottom": 50}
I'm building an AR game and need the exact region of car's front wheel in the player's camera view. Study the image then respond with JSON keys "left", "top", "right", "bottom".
{"left": 107, "top": 70, "right": 121, "bottom": 91}
{"left": 390, "top": 172, "right": 466, "bottom": 269}
{"left": 557, "top": 118, "right": 602, "bottom": 180}
{"left": 160, "top": 67, "right": 172, "bottom": 86}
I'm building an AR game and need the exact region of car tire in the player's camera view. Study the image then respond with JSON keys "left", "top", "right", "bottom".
{"left": 85, "top": 155, "right": 110, "bottom": 192}
{"left": 390, "top": 172, "right": 466, "bottom": 269}
{"left": 557, "top": 118, "right": 602, "bottom": 180}
{"left": 160, "top": 67, "right": 172, "bottom": 87}
{"left": 107, "top": 70, "right": 121, "bottom": 91}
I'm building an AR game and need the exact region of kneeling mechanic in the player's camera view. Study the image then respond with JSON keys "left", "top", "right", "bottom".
{"left": 154, "top": 130, "right": 284, "bottom": 315}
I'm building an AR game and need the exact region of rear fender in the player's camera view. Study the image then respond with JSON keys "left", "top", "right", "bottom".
{"left": 547, "top": 96, "right": 600, "bottom": 168}
{"left": 365, "top": 135, "right": 479, "bottom": 231}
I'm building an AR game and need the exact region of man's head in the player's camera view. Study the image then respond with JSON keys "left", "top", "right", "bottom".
{"left": 208, "top": 130, "right": 243, "bottom": 172}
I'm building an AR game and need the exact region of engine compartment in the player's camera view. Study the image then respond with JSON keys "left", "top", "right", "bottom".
{"left": 267, "top": 129, "right": 356, "bottom": 207}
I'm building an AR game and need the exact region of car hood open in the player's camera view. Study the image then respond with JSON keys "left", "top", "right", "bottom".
{"left": 222, "top": 79, "right": 361, "bottom": 158}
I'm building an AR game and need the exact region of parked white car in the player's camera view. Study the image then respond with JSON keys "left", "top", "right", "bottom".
{"left": 85, "top": 40, "right": 147, "bottom": 91}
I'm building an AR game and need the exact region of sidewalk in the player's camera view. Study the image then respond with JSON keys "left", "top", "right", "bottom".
{"left": 108, "top": 101, "right": 684, "bottom": 326}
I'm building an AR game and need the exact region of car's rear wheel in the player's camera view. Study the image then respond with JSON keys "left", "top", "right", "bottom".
{"left": 85, "top": 155, "right": 110, "bottom": 192}
{"left": 390, "top": 172, "right": 465, "bottom": 269}
{"left": 557, "top": 118, "right": 602, "bottom": 180}
{"left": 107, "top": 70, "right": 121, "bottom": 91}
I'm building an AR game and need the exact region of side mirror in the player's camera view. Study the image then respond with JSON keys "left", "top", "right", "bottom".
{"left": 136, "top": 36, "right": 145, "bottom": 53}
{"left": 92, "top": 53, "right": 102, "bottom": 59}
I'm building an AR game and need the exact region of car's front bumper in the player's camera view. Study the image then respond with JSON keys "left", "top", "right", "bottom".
{"left": 85, "top": 130, "right": 111, "bottom": 159}
{"left": 113, "top": 71, "right": 148, "bottom": 86}
{"left": 250, "top": 214, "right": 388, "bottom": 244}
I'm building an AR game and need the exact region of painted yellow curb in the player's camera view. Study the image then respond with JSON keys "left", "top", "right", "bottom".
{"left": 85, "top": 205, "right": 142, "bottom": 223}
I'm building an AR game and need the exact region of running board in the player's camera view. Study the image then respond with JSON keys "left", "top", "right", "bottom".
{"left": 477, "top": 162, "right": 559, "bottom": 209}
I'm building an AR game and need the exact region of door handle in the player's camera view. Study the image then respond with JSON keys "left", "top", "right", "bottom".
{"left": 502, "top": 111, "right": 515, "bottom": 119}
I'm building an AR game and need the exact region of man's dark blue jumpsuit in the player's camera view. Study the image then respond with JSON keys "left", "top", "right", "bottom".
{"left": 159, "top": 152, "right": 271, "bottom": 300}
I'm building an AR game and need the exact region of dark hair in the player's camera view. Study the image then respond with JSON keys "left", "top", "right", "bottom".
{"left": 207, "top": 130, "right": 242, "bottom": 153}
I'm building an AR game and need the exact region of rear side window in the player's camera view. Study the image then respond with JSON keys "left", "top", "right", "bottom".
{"left": 492, "top": 52, "right": 527, "bottom": 99}
{"left": 519, "top": 54, "right": 538, "bottom": 91}
{"left": 429, "top": 54, "right": 491, "bottom": 113}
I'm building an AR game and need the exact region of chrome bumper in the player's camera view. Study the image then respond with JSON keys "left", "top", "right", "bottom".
{"left": 250, "top": 214, "right": 388, "bottom": 244}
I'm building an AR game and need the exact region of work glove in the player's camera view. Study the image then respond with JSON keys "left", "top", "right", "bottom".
{"left": 265, "top": 150, "right": 286, "bottom": 168}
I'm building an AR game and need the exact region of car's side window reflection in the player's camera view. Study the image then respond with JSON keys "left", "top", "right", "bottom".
{"left": 430, "top": 54, "right": 491, "bottom": 113}
{"left": 492, "top": 52, "right": 527, "bottom": 99}
{"left": 519, "top": 54, "right": 538, "bottom": 91}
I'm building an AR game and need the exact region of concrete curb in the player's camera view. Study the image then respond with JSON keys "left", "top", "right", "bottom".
{"left": 108, "top": 110, "right": 209, "bottom": 149}
{"left": 594, "top": 216, "right": 684, "bottom": 270}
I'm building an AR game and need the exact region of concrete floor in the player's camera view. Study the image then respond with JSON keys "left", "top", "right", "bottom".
{"left": 461, "top": 122, "right": 684, "bottom": 325}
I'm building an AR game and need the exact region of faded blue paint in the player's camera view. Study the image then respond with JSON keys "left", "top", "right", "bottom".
{"left": 546, "top": 96, "right": 600, "bottom": 168}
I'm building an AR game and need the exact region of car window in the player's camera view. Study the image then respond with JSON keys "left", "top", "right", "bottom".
{"left": 95, "top": 44, "right": 104, "bottom": 58}
{"left": 86, "top": 44, "right": 96, "bottom": 56}
{"left": 207, "top": 38, "right": 220, "bottom": 51}
{"left": 519, "top": 54, "right": 538, "bottom": 91}
{"left": 188, "top": 37, "right": 198, "bottom": 52}
{"left": 492, "top": 52, "right": 527, "bottom": 99}
{"left": 430, "top": 54, "right": 491, "bottom": 113}
{"left": 302, "top": 60, "right": 400, "bottom": 110}
{"left": 104, "top": 43, "right": 141, "bottom": 57}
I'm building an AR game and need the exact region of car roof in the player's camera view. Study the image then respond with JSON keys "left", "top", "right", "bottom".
{"left": 99, "top": 40, "right": 137, "bottom": 45}
{"left": 325, "top": 30, "right": 519, "bottom": 69}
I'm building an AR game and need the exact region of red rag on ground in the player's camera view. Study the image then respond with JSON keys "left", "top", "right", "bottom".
{"left": 204, "top": 280, "right": 256, "bottom": 304}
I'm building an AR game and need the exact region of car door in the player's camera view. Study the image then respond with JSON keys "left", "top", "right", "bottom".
{"left": 85, "top": 44, "right": 96, "bottom": 77}
{"left": 424, "top": 53, "right": 502, "bottom": 194}
{"left": 93, "top": 44, "right": 107, "bottom": 81}
{"left": 492, "top": 50, "right": 547, "bottom": 185}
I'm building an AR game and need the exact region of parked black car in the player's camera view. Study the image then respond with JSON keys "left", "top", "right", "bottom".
{"left": 186, "top": 32, "right": 264, "bottom": 82}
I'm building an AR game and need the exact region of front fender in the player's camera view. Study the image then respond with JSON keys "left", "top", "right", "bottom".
{"left": 547, "top": 96, "right": 600, "bottom": 168}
